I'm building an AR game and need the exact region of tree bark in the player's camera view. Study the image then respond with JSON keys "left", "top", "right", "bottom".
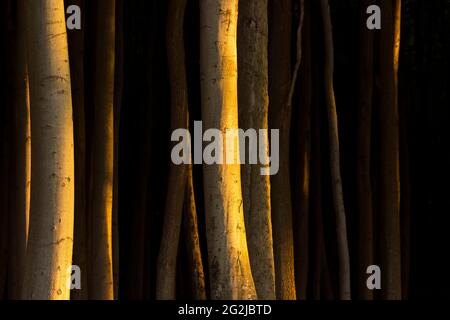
{"left": 200, "top": 0, "right": 257, "bottom": 300}
{"left": 8, "top": 0, "right": 30, "bottom": 299}
{"left": 156, "top": 0, "right": 189, "bottom": 300}
{"left": 237, "top": 0, "right": 275, "bottom": 300}
{"left": 112, "top": 0, "right": 124, "bottom": 300}
{"left": 268, "top": 0, "right": 296, "bottom": 300}
{"left": 22, "top": 0, "right": 75, "bottom": 300}
{"left": 89, "top": 0, "right": 115, "bottom": 300}
{"left": 66, "top": 0, "right": 87, "bottom": 300}
{"left": 356, "top": 0, "right": 375, "bottom": 301}
{"left": 293, "top": 0, "right": 311, "bottom": 300}
{"left": 320, "top": 0, "right": 351, "bottom": 300}
{"left": 378, "top": 0, "right": 402, "bottom": 300}
{"left": 184, "top": 164, "right": 207, "bottom": 300}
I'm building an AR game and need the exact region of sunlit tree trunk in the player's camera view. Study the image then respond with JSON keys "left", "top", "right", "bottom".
{"left": 66, "top": 0, "right": 87, "bottom": 300}
{"left": 320, "top": 0, "right": 351, "bottom": 300}
{"left": 156, "top": 0, "right": 189, "bottom": 300}
{"left": 237, "top": 0, "right": 275, "bottom": 300}
{"left": 200, "top": 0, "right": 257, "bottom": 300}
{"left": 89, "top": 0, "right": 115, "bottom": 300}
{"left": 268, "top": 0, "right": 297, "bottom": 300}
{"left": 356, "top": 0, "right": 374, "bottom": 301}
{"left": 22, "top": 0, "right": 75, "bottom": 300}
{"left": 379, "top": 0, "right": 402, "bottom": 300}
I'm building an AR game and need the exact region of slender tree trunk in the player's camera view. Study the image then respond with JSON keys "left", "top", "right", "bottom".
{"left": 89, "top": 0, "right": 115, "bottom": 300}
{"left": 23, "top": 0, "right": 75, "bottom": 300}
{"left": 237, "top": 0, "right": 275, "bottom": 300}
{"left": 356, "top": 0, "right": 375, "bottom": 301}
{"left": 112, "top": 0, "right": 124, "bottom": 300}
{"left": 293, "top": 0, "right": 311, "bottom": 300}
{"left": 379, "top": 0, "right": 402, "bottom": 300}
{"left": 200, "top": 0, "right": 256, "bottom": 300}
{"left": 156, "top": 0, "right": 189, "bottom": 300}
{"left": 320, "top": 0, "right": 351, "bottom": 300}
{"left": 8, "top": 0, "right": 30, "bottom": 299}
{"left": 66, "top": 0, "right": 88, "bottom": 300}
{"left": 184, "top": 164, "right": 207, "bottom": 300}
{"left": 268, "top": 0, "right": 296, "bottom": 300}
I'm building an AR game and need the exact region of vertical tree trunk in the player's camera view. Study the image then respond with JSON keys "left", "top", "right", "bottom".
{"left": 379, "top": 0, "right": 402, "bottom": 300}
{"left": 200, "top": 0, "right": 256, "bottom": 300}
{"left": 320, "top": 0, "right": 351, "bottom": 300}
{"left": 184, "top": 164, "right": 207, "bottom": 300}
{"left": 268, "top": 0, "right": 296, "bottom": 300}
{"left": 156, "top": 0, "right": 189, "bottom": 300}
{"left": 89, "top": 0, "right": 115, "bottom": 300}
{"left": 66, "top": 0, "right": 88, "bottom": 300}
{"left": 23, "top": 0, "right": 75, "bottom": 300}
{"left": 112, "top": 0, "right": 124, "bottom": 300}
{"left": 356, "top": 0, "right": 375, "bottom": 301}
{"left": 8, "top": 0, "right": 30, "bottom": 299}
{"left": 237, "top": 0, "right": 275, "bottom": 300}
{"left": 293, "top": 0, "right": 311, "bottom": 300}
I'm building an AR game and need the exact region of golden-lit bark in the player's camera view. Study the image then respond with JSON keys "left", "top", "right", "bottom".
{"left": 379, "top": 0, "right": 402, "bottom": 300}
{"left": 156, "top": 0, "right": 189, "bottom": 300}
{"left": 184, "top": 165, "right": 207, "bottom": 300}
{"left": 23, "top": 0, "right": 75, "bottom": 300}
{"left": 89, "top": 0, "right": 115, "bottom": 300}
{"left": 268, "top": 0, "right": 297, "bottom": 300}
{"left": 356, "top": 0, "right": 375, "bottom": 300}
{"left": 66, "top": 0, "right": 87, "bottom": 300}
{"left": 200, "top": 0, "right": 257, "bottom": 300}
{"left": 320, "top": 0, "right": 351, "bottom": 300}
{"left": 237, "top": 0, "right": 275, "bottom": 300}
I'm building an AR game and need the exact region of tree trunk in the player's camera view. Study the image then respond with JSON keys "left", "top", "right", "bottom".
{"left": 156, "top": 0, "right": 189, "bottom": 300}
{"left": 320, "top": 0, "right": 351, "bottom": 300}
{"left": 378, "top": 0, "right": 402, "bottom": 300}
{"left": 200, "top": 0, "right": 257, "bottom": 300}
{"left": 8, "top": 0, "right": 30, "bottom": 299}
{"left": 22, "top": 0, "right": 75, "bottom": 300}
{"left": 268, "top": 0, "right": 296, "bottom": 300}
{"left": 184, "top": 164, "right": 207, "bottom": 300}
{"left": 237, "top": 0, "right": 275, "bottom": 300}
{"left": 356, "top": 0, "right": 375, "bottom": 301}
{"left": 112, "top": 0, "right": 124, "bottom": 300}
{"left": 293, "top": 0, "right": 311, "bottom": 300}
{"left": 66, "top": 0, "right": 87, "bottom": 300}
{"left": 89, "top": 0, "right": 115, "bottom": 300}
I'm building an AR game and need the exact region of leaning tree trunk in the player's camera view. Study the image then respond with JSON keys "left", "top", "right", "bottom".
{"left": 320, "top": 0, "right": 351, "bottom": 300}
{"left": 237, "top": 0, "right": 275, "bottom": 300}
{"left": 22, "top": 0, "right": 75, "bottom": 300}
{"left": 156, "top": 0, "right": 189, "bottom": 300}
{"left": 268, "top": 0, "right": 297, "bottom": 300}
{"left": 200, "top": 0, "right": 257, "bottom": 300}
{"left": 356, "top": 0, "right": 375, "bottom": 300}
{"left": 379, "top": 0, "right": 402, "bottom": 300}
{"left": 184, "top": 164, "right": 207, "bottom": 300}
{"left": 89, "top": 0, "right": 115, "bottom": 300}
